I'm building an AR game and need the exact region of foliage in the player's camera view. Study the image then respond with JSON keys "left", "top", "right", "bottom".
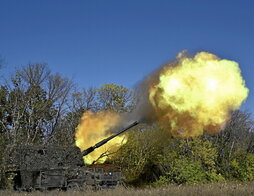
{"left": 153, "top": 138, "right": 224, "bottom": 185}
{"left": 162, "top": 157, "right": 206, "bottom": 184}
{"left": 0, "top": 64, "right": 73, "bottom": 145}
{"left": 229, "top": 151, "right": 254, "bottom": 181}
{"left": 109, "top": 125, "right": 171, "bottom": 185}
{"left": 97, "top": 83, "right": 134, "bottom": 112}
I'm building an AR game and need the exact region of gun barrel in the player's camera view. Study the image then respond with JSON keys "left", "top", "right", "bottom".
{"left": 82, "top": 121, "right": 139, "bottom": 156}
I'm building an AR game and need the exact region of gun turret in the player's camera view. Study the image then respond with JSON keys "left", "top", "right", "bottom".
{"left": 82, "top": 121, "right": 139, "bottom": 156}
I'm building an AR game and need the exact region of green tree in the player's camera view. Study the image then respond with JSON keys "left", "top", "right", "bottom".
{"left": 0, "top": 63, "right": 73, "bottom": 145}
{"left": 97, "top": 83, "right": 134, "bottom": 112}
{"left": 207, "top": 110, "right": 254, "bottom": 179}
{"left": 229, "top": 150, "right": 254, "bottom": 181}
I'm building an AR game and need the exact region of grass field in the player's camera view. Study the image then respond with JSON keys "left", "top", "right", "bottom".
{"left": 0, "top": 182, "right": 253, "bottom": 196}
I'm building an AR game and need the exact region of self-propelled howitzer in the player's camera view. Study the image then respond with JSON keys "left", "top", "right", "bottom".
{"left": 82, "top": 121, "right": 139, "bottom": 156}
{"left": 3, "top": 121, "right": 139, "bottom": 191}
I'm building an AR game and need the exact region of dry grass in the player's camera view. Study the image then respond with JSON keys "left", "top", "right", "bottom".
{"left": 0, "top": 182, "right": 253, "bottom": 196}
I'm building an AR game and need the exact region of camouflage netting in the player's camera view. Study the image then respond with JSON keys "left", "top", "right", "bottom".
{"left": 5, "top": 146, "right": 84, "bottom": 171}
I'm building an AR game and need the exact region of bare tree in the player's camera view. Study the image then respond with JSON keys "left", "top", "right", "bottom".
{"left": 51, "top": 88, "right": 98, "bottom": 146}
{"left": 19, "top": 63, "right": 50, "bottom": 86}
{"left": 46, "top": 73, "right": 73, "bottom": 136}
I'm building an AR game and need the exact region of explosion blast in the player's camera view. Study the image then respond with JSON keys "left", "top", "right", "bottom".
{"left": 75, "top": 51, "right": 249, "bottom": 163}
{"left": 75, "top": 111, "right": 125, "bottom": 164}
{"left": 141, "top": 51, "right": 248, "bottom": 137}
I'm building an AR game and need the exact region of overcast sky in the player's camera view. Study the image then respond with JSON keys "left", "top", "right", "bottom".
{"left": 0, "top": 0, "right": 253, "bottom": 114}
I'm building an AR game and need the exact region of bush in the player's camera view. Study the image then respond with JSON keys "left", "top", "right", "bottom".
{"left": 229, "top": 152, "right": 254, "bottom": 181}
{"left": 165, "top": 157, "right": 207, "bottom": 184}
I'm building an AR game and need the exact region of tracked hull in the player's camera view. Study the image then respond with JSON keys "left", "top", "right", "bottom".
{"left": 3, "top": 146, "right": 122, "bottom": 191}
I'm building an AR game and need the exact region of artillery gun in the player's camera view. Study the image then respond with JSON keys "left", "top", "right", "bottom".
{"left": 2, "top": 121, "right": 139, "bottom": 191}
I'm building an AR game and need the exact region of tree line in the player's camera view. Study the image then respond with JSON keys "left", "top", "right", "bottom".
{"left": 0, "top": 63, "right": 134, "bottom": 147}
{"left": 0, "top": 63, "right": 253, "bottom": 187}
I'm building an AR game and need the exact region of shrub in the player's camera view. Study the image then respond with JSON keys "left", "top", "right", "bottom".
{"left": 229, "top": 152, "right": 254, "bottom": 181}
{"left": 166, "top": 157, "right": 207, "bottom": 184}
